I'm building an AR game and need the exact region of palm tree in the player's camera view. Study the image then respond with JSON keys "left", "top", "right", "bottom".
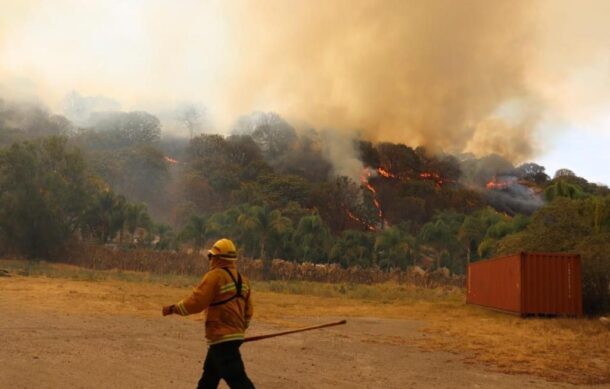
{"left": 418, "top": 219, "right": 454, "bottom": 270}
{"left": 458, "top": 208, "right": 501, "bottom": 264}
{"left": 237, "top": 205, "right": 293, "bottom": 259}
{"left": 293, "top": 214, "right": 331, "bottom": 263}
{"left": 329, "top": 230, "right": 374, "bottom": 268}
{"left": 180, "top": 214, "right": 208, "bottom": 249}
{"left": 155, "top": 224, "right": 176, "bottom": 250}
{"left": 84, "top": 191, "right": 127, "bottom": 243}
{"left": 206, "top": 208, "right": 240, "bottom": 238}
{"left": 124, "top": 203, "right": 151, "bottom": 243}
{"left": 374, "top": 227, "right": 416, "bottom": 270}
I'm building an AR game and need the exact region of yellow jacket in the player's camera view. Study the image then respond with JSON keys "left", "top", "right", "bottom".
{"left": 174, "top": 258, "right": 253, "bottom": 345}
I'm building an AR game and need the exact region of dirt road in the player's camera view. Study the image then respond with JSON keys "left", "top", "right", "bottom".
{"left": 0, "top": 275, "right": 602, "bottom": 388}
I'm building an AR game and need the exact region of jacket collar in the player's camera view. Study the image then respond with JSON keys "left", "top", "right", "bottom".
{"left": 210, "top": 258, "right": 237, "bottom": 270}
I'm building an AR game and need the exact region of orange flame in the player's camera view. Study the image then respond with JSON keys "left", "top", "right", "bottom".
{"left": 360, "top": 167, "right": 385, "bottom": 222}
{"left": 377, "top": 167, "right": 396, "bottom": 179}
{"left": 164, "top": 156, "right": 178, "bottom": 164}
{"left": 419, "top": 171, "right": 444, "bottom": 188}
{"left": 486, "top": 176, "right": 514, "bottom": 190}
{"left": 347, "top": 210, "right": 376, "bottom": 231}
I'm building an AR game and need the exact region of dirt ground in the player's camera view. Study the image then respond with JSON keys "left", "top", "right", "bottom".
{"left": 1, "top": 274, "right": 604, "bottom": 389}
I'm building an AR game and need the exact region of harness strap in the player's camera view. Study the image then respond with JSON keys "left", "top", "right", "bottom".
{"left": 210, "top": 268, "right": 244, "bottom": 306}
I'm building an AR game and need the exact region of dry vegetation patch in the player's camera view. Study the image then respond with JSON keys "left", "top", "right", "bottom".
{"left": 1, "top": 259, "right": 608, "bottom": 384}
{"left": 417, "top": 306, "right": 609, "bottom": 385}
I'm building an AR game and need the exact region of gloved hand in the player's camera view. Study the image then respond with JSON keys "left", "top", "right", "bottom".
{"left": 162, "top": 305, "right": 175, "bottom": 316}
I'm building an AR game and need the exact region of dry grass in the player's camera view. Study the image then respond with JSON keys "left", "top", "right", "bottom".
{"left": 416, "top": 305, "right": 610, "bottom": 385}
{"left": 62, "top": 244, "right": 465, "bottom": 286}
{"left": 1, "top": 259, "right": 608, "bottom": 384}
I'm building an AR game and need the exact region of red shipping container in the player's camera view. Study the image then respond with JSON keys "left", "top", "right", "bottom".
{"left": 467, "top": 252, "right": 582, "bottom": 316}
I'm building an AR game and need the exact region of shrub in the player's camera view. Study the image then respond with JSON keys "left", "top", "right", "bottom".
{"left": 576, "top": 234, "right": 610, "bottom": 314}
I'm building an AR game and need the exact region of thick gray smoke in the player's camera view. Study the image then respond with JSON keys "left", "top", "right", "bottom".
{"left": 2, "top": 1, "right": 610, "bottom": 175}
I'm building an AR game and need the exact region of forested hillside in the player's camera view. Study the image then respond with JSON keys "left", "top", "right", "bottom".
{"left": 1, "top": 99, "right": 608, "bottom": 312}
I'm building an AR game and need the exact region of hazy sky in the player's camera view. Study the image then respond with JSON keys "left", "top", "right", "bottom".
{"left": 1, "top": 0, "right": 609, "bottom": 184}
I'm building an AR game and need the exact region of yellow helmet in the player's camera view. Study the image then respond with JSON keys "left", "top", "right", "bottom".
{"left": 208, "top": 238, "right": 238, "bottom": 260}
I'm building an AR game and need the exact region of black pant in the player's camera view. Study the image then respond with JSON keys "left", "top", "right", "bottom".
{"left": 197, "top": 340, "right": 255, "bottom": 389}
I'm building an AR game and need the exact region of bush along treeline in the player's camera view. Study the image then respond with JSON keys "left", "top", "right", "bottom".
{"left": 0, "top": 101, "right": 609, "bottom": 313}
{"left": 0, "top": 137, "right": 168, "bottom": 257}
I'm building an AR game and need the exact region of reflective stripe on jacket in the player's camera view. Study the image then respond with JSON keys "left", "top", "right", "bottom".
{"left": 174, "top": 258, "right": 253, "bottom": 345}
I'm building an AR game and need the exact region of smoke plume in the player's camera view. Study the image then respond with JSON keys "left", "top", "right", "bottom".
{"left": 2, "top": 1, "right": 610, "bottom": 165}
{"left": 218, "top": 0, "right": 537, "bottom": 160}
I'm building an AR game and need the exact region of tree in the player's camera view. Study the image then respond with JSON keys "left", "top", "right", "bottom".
{"left": 358, "top": 141, "right": 380, "bottom": 167}
{"left": 205, "top": 208, "right": 241, "bottom": 239}
{"left": 82, "top": 191, "right": 127, "bottom": 244}
{"left": 0, "top": 100, "right": 72, "bottom": 146}
{"left": 376, "top": 142, "right": 421, "bottom": 176}
{"left": 226, "top": 135, "right": 263, "bottom": 166}
{"left": 124, "top": 203, "right": 152, "bottom": 242}
{"left": 257, "top": 173, "right": 313, "bottom": 208}
{"left": 293, "top": 214, "right": 331, "bottom": 263}
{"left": 232, "top": 112, "right": 297, "bottom": 159}
{"left": 459, "top": 213, "right": 493, "bottom": 264}
{"left": 176, "top": 103, "right": 205, "bottom": 139}
{"left": 62, "top": 91, "right": 120, "bottom": 125}
{"left": 516, "top": 162, "right": 549, "bottom": 185}
{"left": 236, "top": 205, "right": 293, "bottom": 259}
{"left": 86, "top": 111, "right": 161, "bottom": 149}
{"left": 154, "top": 224, "right": 177, "bottom": 251}
{"left": 180, "top": 214, "right": 209, "bottom": 249}
{"left": 311, "top": 176, "right": 362, "bottom": 233}
{"left": 418, "top": 213, "right": 463, "bottom": 272}
{"left": 475, "top": 213, "right": 529, "bottom": 259}
{"left": 544, "top": 180, "right": 585, "bottom": 202}
{"left": 330, "top": 230, "right": 374, "bottom": 268}
{"left": 374, "top": 227, "right": 416, "bottom": 270}
{"left": 0, "top": 137, "right": 94, "bottom": 257}
{"left": 186, "top": 134, "right": 241, "bottom": 195}
{"left": 554, "top": 168, "right": 576, "bottom": 179}
{"left": 495, "top": 196, "right": 610, "bottom": 314}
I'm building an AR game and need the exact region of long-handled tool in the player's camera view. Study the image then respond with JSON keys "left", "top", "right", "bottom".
{"left": 243, "top": 319, "right": 346, "bottom": 343}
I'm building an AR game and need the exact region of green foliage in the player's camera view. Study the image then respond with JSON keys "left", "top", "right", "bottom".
{"left": 179, "top": 215, "right": 209, "bottom": 249}
{"left": 82, "top": 191, "right": 139, "bottom": 244}
{"left": 374, "top": 227, "right": 416, "bottom": 270}
{"left": 232, "top": 111, "right": 297, "bottom": 159}
{"left": 0, "top": 100, "right": 71, "bottom": 147}
{"left": 125, "top": 203, "right": 152, "bottom": 236}
{"left": 154, "top": 224, "right": 178, "bottom": 251}
{"left": 458, "top": 207, "right": 503, "bottom": 261}
{"left": 330, "top": 230, "right": 374, "bottom": 268}
{"left": 0, "top": 136, "right": 157, "bottom": 257}
{"left": 475, "top": 214, "right": 530, "bottom": 259}
{"left": 496, "top": 196, "right": 610, "bottom": 314}
{"left": 418, "top": 213, "right": 463, "bottom": 271}
{"left": 0, "top": 137, "right": 93, "bottom": 257}
{"left": 575, "top": 233, "right": 610, "bottom": 314}
{"left": 515, "top": 162, "right": 550, "bottom": 185}
{"left": 311, "top": 176, "right": 364, "bottom": 233}
{"left": 257, "top": 173, "right": 312, "bottom": 208}
{"left": 544, "top": 180, "right": 585, "bottom": 202}
{"left": 84, "top": 111, "right": 161, "bottom": 149}
{"left": 73, "top": 111, "right": 170, "bottom": 219}
{"left": 236, "top": 205, "right": 294, "bottom": 258}
{"left": 293, "top": 214, "right": 331, "bottom": 263}
{"left": 2, "top": 102, "right": 609, "bottom": 299}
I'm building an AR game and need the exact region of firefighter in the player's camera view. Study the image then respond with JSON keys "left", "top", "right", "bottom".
{"left": 163, "top": 238, "right": 255, "bottom": 389}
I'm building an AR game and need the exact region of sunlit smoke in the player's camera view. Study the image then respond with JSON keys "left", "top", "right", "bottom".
{"left": 2, "top": 1, "right": 610, "bottom": 164}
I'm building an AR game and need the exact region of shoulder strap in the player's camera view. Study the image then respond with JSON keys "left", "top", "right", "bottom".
{"left": 223, "top": 267, "right": 242, "bottom": 296}
{"left": 210, "top": 268, "right": 244, "bottom": 306}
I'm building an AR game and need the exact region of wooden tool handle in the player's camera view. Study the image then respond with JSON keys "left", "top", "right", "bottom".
{"left": 244, "top": 319, "right": 347, "bottom": 343}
